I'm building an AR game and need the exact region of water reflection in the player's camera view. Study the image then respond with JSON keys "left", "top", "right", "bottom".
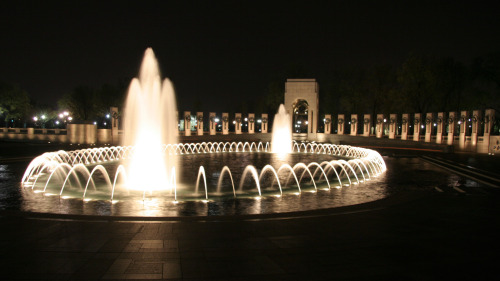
{"left": 0, "top": 156, "right": 469, "bottom": 217}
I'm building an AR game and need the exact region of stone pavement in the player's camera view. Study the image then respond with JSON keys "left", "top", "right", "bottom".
{"left": 1, "top": 187, "right": 499, "bottom": 280}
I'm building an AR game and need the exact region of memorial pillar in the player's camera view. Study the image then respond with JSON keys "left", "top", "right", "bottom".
{"left": 184, "top": 111, "right": 191, "bottom": 136}
{"left": 350, "top": 114, "right": 358, "bottom": 136}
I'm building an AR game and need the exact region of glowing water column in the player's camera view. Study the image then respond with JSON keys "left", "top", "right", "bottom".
{"left": 413, "top": 113, "right": 421, "bottom": 141}
{"left": 350, "top": 114, "right": 358, "bottom": 136}
{"left": 458, "top": 111, "right": 468, "bottom": 150}
{"left": 425, "top": 112, "right": 433, "bottom": 142}
{"left": 436, "top": 112, "right": 445, "bottom": 144}
{"left": 222, "top": 113, "right": 229, "bottom": 135}
{"left": 209, "top": 112, "right": 216, "bottom": 135}
{"left": 196, "top": 112, "right": 203, "bottom": 136}
{"left": 184, "top": 111, "right": 191, "bottom": 136}
{"left": 235, "top": 113, "right": 242, "bottom": 134}
{"left": 248, "top": 113, "right": 255, "bottom": 134}
{"left": 363, "top": 114, "right": 371, "bottom": 137}
{"left": 389, "top": 114, "right": 397, "bottom": 139}
{"left": 471, "top": 110, "right": 482, "bottom": 147}
{"left": 447, "top": 112, "right": 457, "bottom": 146}
{"left": 337, "top": 114, "right": 345, "bottom": 135}
{"left": 376, "top": 114, "right": 384, "bottom": 138}
{"left": 261, "top": 114, "right": 268, "bottom": 133}
{"left": 324, "top": 114, "right": 332, "bottom": 134}
{"left": 401, "top": 114, "right": 409, "bottom": 140}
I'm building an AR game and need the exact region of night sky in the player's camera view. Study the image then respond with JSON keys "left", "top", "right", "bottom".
{"left": 1, "top": 0, "right": 499, "bottom": 112}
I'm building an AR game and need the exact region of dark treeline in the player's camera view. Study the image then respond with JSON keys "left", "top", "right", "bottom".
{"left": 319, "top": 52, "right": 500, "bottom": 117}
{"left": 1, "top": 52, "right": 499, "bottom": 128}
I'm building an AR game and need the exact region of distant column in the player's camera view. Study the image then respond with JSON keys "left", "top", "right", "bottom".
{"left": 471, "top": 110, "right": 482, "bottom": 147}
{"left": 248, "top": 113, "right": 255, "bottom": 134}
{"left": 350, "top": 114, "right": 358, "bottom": 136}
{"left": 425, "top": 113, "right": 433, "bottom": 142}
{"left": 184, "top": 111, "right": 191, "bottom": 136}
{"left": 324, "top": 114, "right": 332, "bottom": 134}
{"left": 363, "top": 114, "right": 371, "bottom": 137}
{"left": 484, "top": 109, "right": 495, "bottom": 154}
{"left": 435, "top": 112, "right": 444, "bottom": 144}
{"left": 261, "top": 114, "right": 268, "bottom": 133}
{"left": 401, "top": 114, "right": 409, "bottom": 140}
{"left": 222, "top": 113, "right": 229, "bottom": 135}
{"left": 235, "top": 113, "right": 242, "bottom": 134}
{"left": 209, "top": 112, "right": 216, "bottom": 135}
{"left": 196, "top": 112, "right": 203, "bottom": 136}
{"left": 447, "top": 112, "right": 457, "bottom": 146}
{"left": 389, "top": 114, "right": 397, "bottom": 139}
{"left": 376, "top": 114, "right": 384, "bottom": 138}
{"left": 413, "top": 113, "right": 421, "bottom": 141}
{"left": 110, "top": 107, "right": 119, "bottom": 142}
{"left": 458, "top": 111, "right": 468, "bottom": 150}
{"left": 337, "top": 114, "right": 345, "bottom": 135}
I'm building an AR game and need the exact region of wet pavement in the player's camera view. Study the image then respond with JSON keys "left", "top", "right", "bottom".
{"left": 1, "top": 141, "right": 500, "bottom": 280}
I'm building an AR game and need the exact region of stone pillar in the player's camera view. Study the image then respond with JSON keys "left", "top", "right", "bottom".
{"left": 388, "top": 114, "right": 397, "bottom": 139}
{"left": 184, "top": 111, "right": 191, "bottom": 136}
{"left": 235, "top": 113, "right": 242, "bottom": 134}
{"left": 261, "top": 114, "right": 268, "bottom": 133}
{"left": 401, "top": 114, "right": 409, "bottom": 140}
{"left": 484, "top": 109, "right": 495, "bottom": 154}
{"left": 337, "top": 114, "right": 345, "bottom": 135}
{"left": 209, "top": 112, "right": 216, "bottom": 135}
{"left": 435, "top": 112, "right": 444, "bottom": 144}
{"left": 363, "top": 114, "right": 371, "bottom": 137}
{"left": 110, "top": 106, "right": 119, "bottom": 139}
{"left": 196, "top": 112, "right": 203, "bottom": 136}
{"left": 248, "top": 113, "right": 255, "bottom": 134}
{"left": 425, "top": 113, "right": 434, "bottom": 142}
{"left": 458, "top": 111, "right": 468, "bottom": 150}
{"left": 324, "top": 114, "right": 332, "bottom": 134}
{"left": 350, "top": 114, "right": 358, "bottom": 136}
{"left": 413, "top": 113, "right": 421, "bottom": 141}
{"left": 447, "top": 112, "right": 457, "bottom": 146}
{"left": 376, "top": 114, "right": 384, "bottom": 138}
{"left": 222, "top": 113, "right": 229, "bottom": 135}
{"left": 471, "top": 110, "right": 482, "bottom": 147}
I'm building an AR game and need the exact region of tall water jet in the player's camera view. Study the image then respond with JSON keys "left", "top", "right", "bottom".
{"left": 122, "top": 48, "right": 178, "bottom": 192}
{"left": 271, "top": 104, "right": 292, "bottom": 154}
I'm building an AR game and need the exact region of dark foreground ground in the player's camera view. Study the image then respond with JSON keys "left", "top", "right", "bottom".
{"left": 0, "top": 141, "right": 499, "bottom": 280}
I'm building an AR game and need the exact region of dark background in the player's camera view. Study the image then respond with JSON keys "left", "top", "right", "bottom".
{"left": 1, "top": 0, "right": 499, "bottom": 113}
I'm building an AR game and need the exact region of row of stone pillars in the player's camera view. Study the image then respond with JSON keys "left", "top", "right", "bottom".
{"left": 182, "top": 112, "right": 269, "bottom": 136}
{"left": 325, "top": 109, "right": 495, "bottom": 148}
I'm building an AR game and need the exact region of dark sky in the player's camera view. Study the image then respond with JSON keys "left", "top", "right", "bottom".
{"left": 1, "top": 0, "right": 499, "bottom": 112}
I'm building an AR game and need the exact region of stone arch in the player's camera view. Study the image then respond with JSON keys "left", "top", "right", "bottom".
{"left": 284, "top": 79, "right": 319, "bottom": 136}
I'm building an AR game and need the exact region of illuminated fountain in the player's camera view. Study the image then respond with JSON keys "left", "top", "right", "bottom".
{"left": 20, "top": 48, "right": 387, "bottom": 215}
{"left": 271, "top": 104, "right": 292, "bottom": 154}
{"left": 122, "top": 48, "right": 178, "bottom": 192}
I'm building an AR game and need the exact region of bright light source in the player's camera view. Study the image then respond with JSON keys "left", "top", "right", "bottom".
{"left": 106, "top": 114, "right": 110, "bottom": 119}
{"left": 64, "top": 111, "right": 69, "bottom": 116}
{"left": 55, "top": 121, "right": 60, "bottom": 125}
{"left": 244, "top": 117, "right": 248, "bottom": 122}
{"left": 33, "top": 116, "right": 38, "bottom": 121}
{"left": 214, "top": 118, "right": 220, "bottom": 122}
{"left": 257, "top": 119, "right": 262, "bottom": 123}
{"left": 59, "top": 113, "right": 64, "bottom": 118}
{"left": 41, "top": 115, "right": 46, "bottom": 120}
{"left": 68, "top": 117, "right": 73, "bottom": 121}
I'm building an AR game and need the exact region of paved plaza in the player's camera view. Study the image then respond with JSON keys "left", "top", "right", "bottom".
{"left": 0, "top": 142, "right": 499, "bottom": 280}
